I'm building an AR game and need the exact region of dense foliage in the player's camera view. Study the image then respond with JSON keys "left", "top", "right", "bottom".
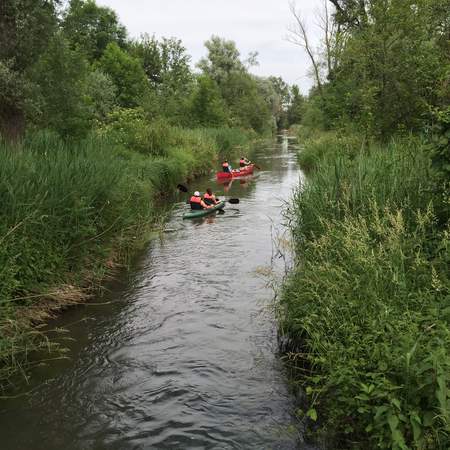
{"left": 0, "top": 1, "right": 306, "bottom": 139}
{"left": 281, "top": 0, "right": 450, "bottom": 448}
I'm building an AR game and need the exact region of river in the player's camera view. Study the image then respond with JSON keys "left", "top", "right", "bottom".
{"left": 0, "top": 134, "right": 310, "bottom": 449}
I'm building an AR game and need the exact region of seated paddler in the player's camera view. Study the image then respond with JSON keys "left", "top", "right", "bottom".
{"left": 190, "top": 191, "right": 211, "bottom": 210}
{"left": 239, "top": 156, "right": 251, "bottom": 168}
{"left": 222, "top": 160, "right": 232, "bottom": 173}
{"left": 203, "top": 188, "right": 220, "bottom": 206}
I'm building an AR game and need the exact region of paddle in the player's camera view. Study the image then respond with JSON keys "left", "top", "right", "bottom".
{"left": 177, "top": 184, "right": 188, "bottom": 193}
{"left": 176, "top": 184, "right": 239, "bottom": 204}
{"left": 249, "top": 161, "right": 261, "bottom": 170}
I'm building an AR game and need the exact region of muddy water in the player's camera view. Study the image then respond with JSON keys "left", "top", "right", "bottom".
{"left": 0, "top": 135, "right": 310, "bottom": 449}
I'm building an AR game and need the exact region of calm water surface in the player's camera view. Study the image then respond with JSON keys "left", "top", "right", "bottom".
{"left": 0, "top": 135, "right": 311, "bottom": 449}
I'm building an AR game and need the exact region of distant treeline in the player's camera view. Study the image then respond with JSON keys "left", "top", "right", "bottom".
{"left": 0, "top": 0, "right": 304, "bottom": 141}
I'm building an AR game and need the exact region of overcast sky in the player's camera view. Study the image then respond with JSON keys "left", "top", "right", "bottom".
{"left": 97, "top": 0, "right": 324, "bottom": 94}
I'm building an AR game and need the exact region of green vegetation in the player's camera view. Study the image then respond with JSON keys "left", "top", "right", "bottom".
{"left": 0, "top": 127, "right": 219, "bottom": 389}
{"left": 281, "top": 0, "right": 450, "bottom": 448}
{"left": 0, "top": 0, "right": 299, "bottom": 389}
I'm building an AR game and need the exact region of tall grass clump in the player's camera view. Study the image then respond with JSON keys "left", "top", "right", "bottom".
{"left": 201, "top": 127, "right": 256, "bottom": 161}
{"left": 296, "top": 129, "right": 365, "bottom": 172}
{"left": 0, "top": 124, "right": 218, "bottom": 390}
{"left": 281, "top": 135, "right": 450, "bottom": 449}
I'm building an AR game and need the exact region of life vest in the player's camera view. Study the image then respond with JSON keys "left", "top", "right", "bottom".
{"left": 222, "top": 162, "right": 230, "bottom": 173}
{"left": 190, "top": 196, "right": 203, "bottom": 210}
{"left": 204, "top": 192, "right": 214, "bottom": 205}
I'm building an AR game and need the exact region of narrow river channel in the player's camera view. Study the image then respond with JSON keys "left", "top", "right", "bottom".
{"left": 1, "top": 135, "right": 309, "bottom": 449}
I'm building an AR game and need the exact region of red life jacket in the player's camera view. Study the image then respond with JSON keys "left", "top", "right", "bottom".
{"left": 190, "top": 196, "right": 203, "bottom": 210}
{"left": 204, "top": 192, "right": 214, "bottom": 205}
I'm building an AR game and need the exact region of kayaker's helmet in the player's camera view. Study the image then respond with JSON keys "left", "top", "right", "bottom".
{"left": 194, "top": 191, "right": 200, "bottom": 197}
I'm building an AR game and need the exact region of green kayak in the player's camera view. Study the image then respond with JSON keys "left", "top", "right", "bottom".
{"left": 182, "top": 201, "right": 226, "bottom": 219}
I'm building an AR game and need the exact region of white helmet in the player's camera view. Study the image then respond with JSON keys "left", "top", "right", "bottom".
{"left": 194, "top": 191, "right": 200, "bottom": 197}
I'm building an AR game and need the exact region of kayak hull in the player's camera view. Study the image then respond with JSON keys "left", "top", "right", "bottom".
{"left": 216, "top": 164, "right": 254, "bottom": 180}
{"left": 183, "top": 201, "right": 226, "bottom": 219}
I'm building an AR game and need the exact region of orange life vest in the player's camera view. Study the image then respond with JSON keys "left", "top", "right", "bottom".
{"left": 190, "top": 196, "right": 203, "bottom": 210}
{"left": 204, "top": 192, "right": 214, "bottom": 205}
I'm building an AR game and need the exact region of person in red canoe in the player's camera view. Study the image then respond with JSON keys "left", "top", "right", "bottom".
{"left": 190, "top": 191, "right": 212, "bottom": 210}
{"left": 203, "top": 188, "right": 220, "bottom": 206}
{"left": 239, "top": 156, "right": 251, "bottom": 168}
{"left": 222, "top": 160, "right": 232, "bottom": 173}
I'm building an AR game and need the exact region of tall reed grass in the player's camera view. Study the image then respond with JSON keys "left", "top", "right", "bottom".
{"left": 281, "top": 133, "right": 450, "bottom": 449}
{"left": 0, "top": 122, "right": 242, "bottom": 390}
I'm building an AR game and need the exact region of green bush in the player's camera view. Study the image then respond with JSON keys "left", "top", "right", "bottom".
{"left": 281, "top": 136, "right": 450, "bottom": 449}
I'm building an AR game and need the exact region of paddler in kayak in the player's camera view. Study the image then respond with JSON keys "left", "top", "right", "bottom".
{"left": 222, "top": 160, "right": 232, "bottom": 173}
{"left": 239, "top": 156, "right": 251, "bottom": 168}
{"left": 203, "top": 188, "right": 220, "bottom": 206}
{"left": 190, "top": 191, "right": 212, "bottom": 210}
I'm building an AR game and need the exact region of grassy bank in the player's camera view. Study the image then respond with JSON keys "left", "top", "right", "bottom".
{"left": 280, "top": 131, "right": 450, "bottom": 448}
{"left": 0, "top": 125, "right": 253, "bottom": 391}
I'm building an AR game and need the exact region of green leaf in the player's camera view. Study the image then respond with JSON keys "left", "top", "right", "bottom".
{"left": 375, "top": 405, "right": 389, "bottom": 420}
{"left": 410, "top": 415, "right": 422, "bottom": 442}
{"left": 307, "top": 408, "right": 318, "bottom": 422}
{"left": 388, "top": 413, "right": 399, "bottom": 433}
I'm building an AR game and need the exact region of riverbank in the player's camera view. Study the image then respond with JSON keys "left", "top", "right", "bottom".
{"left": 0, "top": 136, "right": 302, "bottom": 449}
{"left": 0, "top": 126, "right": 254, "bottom": 391}
{"left": 280, "top": 129, "right": 450, "bottom": 448}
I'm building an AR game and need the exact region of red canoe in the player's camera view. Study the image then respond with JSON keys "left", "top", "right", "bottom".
{"left": 216, "top": 164, "right": 255, "bottom": 180}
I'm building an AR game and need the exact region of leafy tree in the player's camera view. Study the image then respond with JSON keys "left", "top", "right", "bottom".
{"left": 130, "top": 35, "right": 193, "bottom": 121}
{"left": 0, "top": 0, "right": 59, "bottom": 138}
{"left": 198, "top": 36, "right": 245, "bottom": 85}
{"left": 287, "top": 85, "right": 305, "bottom": 126}
{"left": 129, "top": 35, "right": 163, "bottom": 86}
{"left": 198, "top": 36, "right": 273, "bottom": 133}
{"left": 84, "top": 69, "right": 117, "bottom": 122}
{"left": 0, "top": 0, "right": 58, "bottom": 70}
{"left": 189, "top": 75, "right": 228, "bottom": 127}
{"left": 32, "top": 35, "right": 91, "bottom": 138}
{"left": 0, "top": 59, "right": 35, "bottom": 138}
{"left": 266, "top": 76, "right": 291, "bottom": 129}
{"left": 97, "top": 42, "right": 148, "bottom": 108}
{"left": 222, "top": 72, "right": 272, "bottom": 133}
{"left": 62, "top": 0, "right": 126, "bottom": 60}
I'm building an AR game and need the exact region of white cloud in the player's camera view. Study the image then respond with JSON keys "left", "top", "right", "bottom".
{"left": 97, "top": 0, "right": 325, "bottom": 94}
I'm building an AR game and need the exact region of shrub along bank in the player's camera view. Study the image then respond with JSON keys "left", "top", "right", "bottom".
{"left": 280, "top": 132, "right": 450, "bottom": 449}
{"left": 0, "top": 125, "right": 253, "bottom": 391}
